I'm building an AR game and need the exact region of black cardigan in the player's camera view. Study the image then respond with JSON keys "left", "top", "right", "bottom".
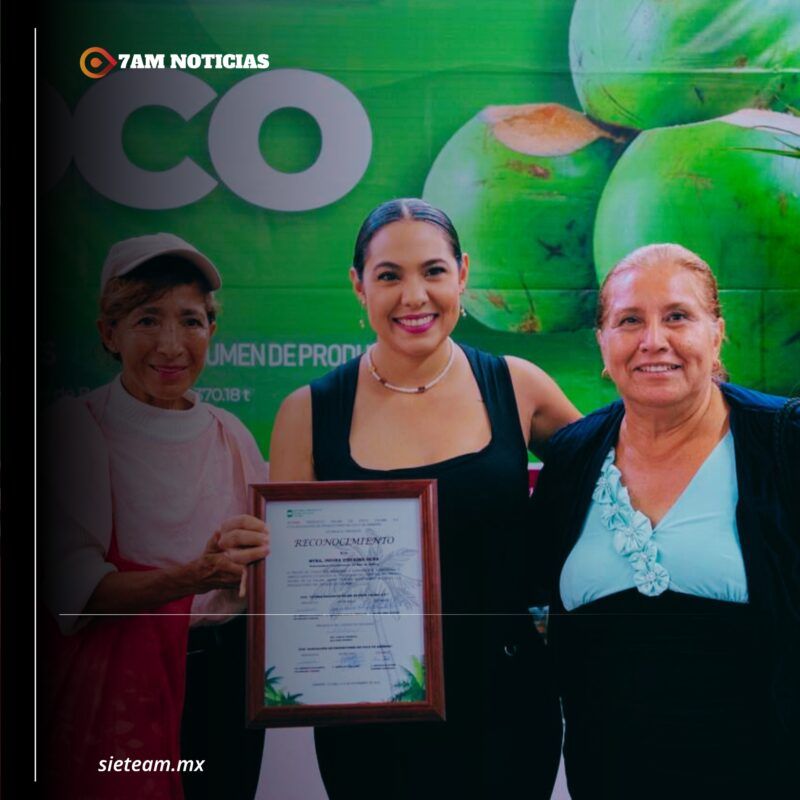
{"left": 531, "top": 383, "right": 800, "bottom": 742}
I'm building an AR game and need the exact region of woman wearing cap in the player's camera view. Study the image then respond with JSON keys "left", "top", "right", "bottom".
{"left": 532, "top": 243, "right": 800, "bottom": 798}
{"left": 42, "top": 234, "right": 268, "bottom": 800}
{"left": 269, "top": 199, "right": 580, "bottom": 799}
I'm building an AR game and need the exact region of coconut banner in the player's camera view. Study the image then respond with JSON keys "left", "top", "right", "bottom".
{"left": 40, "top": 0, "right": 800, "bottom": 457}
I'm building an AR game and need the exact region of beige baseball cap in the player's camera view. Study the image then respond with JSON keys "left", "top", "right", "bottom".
{"left": 100, "top": 233, "right": 222, "bottom": 291}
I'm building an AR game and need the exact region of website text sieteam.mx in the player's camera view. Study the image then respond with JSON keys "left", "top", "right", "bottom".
{"left": 98, "top": 758, "right": 205, "bottom": 773}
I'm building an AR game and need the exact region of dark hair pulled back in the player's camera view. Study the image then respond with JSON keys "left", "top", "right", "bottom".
{"left": 352, "top": 198, "right": 462, "bottom": 279}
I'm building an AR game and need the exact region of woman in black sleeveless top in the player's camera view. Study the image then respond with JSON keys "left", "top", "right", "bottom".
{"left": 269, "top": 198, "right": 579, "bottom": 799}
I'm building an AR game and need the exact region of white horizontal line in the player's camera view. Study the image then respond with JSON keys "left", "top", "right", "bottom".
{"left": 58, "top": 612, "right": 538, "bottom": 617}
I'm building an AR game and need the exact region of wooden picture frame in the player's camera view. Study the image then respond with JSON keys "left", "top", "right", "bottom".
{"left": 247, "top": 479, "right": 444, "bottom": 728}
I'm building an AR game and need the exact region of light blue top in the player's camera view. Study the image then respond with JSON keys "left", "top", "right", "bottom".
{"left": 560, "top": 431, "right": 748, "bottom": 611}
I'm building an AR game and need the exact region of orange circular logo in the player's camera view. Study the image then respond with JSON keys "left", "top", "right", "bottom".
{"left": 79, "top": 47, "right": 118, "bottom": 79}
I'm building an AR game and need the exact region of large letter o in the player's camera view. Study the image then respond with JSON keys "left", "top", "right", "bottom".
{"left": 208, "top": 69, "right": 372, "bottom": 211}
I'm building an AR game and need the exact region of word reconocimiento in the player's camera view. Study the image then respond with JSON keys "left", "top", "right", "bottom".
{"left": 294, "top": 537, "right": 397, "bottom": 548}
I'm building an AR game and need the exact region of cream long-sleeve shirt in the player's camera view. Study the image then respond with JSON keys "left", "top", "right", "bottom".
{"left": 43, "top": 375, "right": 268, "bottom": 634}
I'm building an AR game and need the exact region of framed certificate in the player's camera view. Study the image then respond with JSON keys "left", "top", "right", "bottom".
{"left": 247, "top": 480, "right": 444, "bottom": 727}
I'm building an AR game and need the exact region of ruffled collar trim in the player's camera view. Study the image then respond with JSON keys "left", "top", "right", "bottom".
{"left": 594, "top": 449, "right": 670, "bottom": 597}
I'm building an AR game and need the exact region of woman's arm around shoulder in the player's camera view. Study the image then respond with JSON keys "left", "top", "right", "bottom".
{"left": 269, "top": 385, "right": 315, "bottom": 481}
{"left": 504, "top": 356, "right": 581, "bottom": 455}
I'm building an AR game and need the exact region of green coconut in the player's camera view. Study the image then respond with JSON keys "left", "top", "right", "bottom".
{"left": 593, "top": 109, "right": 800, "bottom": 394}
{"left": 423, "top": 104, "right": 629, "bottom": 333}
{"left": 594, "top": 109, "right": 800, "bottom": 286}
{"left": 569, "top": 0, "right": 800, "bottom": 130}
{"left": 719, "top": 287, "right": 800, "bottom": 393}
{"left": 763, "top": 290, "right": 800, "bottom": 392}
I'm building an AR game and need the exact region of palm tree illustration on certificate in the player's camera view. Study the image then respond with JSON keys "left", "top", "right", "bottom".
{"left": 264, "top": 530, "right": 425, "bottom": 706}
{"left": 317, "top": 533, "right": 424, "bottom": 700}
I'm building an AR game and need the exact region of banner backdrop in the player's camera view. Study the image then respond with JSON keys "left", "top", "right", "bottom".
{"left": 40, "top": 0, "right": 800, "bottom": 456}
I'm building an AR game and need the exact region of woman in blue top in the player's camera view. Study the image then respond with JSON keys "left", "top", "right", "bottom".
{"left": 269, "top": 198, "right": 580, "bottom": 799}
{"left": 532, "top": 243, "right": 800, "bottom": 799}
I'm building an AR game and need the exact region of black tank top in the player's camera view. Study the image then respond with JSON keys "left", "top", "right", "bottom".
{"left": 310, "top": 345, "right": 563, "bottom": 800}
{"left": 310, "top": 343, "right": 532, "bottom": 625}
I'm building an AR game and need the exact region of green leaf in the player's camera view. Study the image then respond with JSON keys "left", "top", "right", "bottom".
{"left": 263, "top": 666, "right": 305, "bottom": 706}
{"left": 410, "top": 656, "right": 426, "bottom": 687}
{"left": 733, "top": 145, "right": 800, "bottom": 159}
{"left": 390, "top": 656, "right": 426, "bottom": 702}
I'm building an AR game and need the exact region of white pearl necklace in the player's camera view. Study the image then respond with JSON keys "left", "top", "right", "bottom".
{"left": 366, "top": 340, "right": 456, "bottom": 394}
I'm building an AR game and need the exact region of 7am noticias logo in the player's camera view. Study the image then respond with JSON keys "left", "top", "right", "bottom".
{"left": 79, "top": 46, "right": 269, "bottom": 79}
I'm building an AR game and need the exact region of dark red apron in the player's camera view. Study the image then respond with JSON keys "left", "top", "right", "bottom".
{"left": 42, "top": 533, "right": 193, "bottom": 800}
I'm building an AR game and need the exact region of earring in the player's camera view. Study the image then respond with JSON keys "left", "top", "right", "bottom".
{"left": 358, "top": 299, "right": 366, "bottom": 330}
{"left": 601, "top": 367, "right": 610, "bottom": 380}
{"left": 458, "top": 288, "right": 468, "bottom": 319}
